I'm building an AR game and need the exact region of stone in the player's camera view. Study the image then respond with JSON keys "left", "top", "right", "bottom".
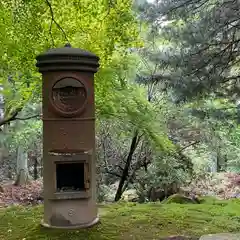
{"left": 200, "top": 233, "right": 240, "bottom": 240}
{"left": 121, "top": 189, "right": 138, "bottom": 202}
{"left": 162, "top": 194, "right": 200, "bottom": 204}
{"left": 159, "top": 236, "right": 198, "bottom": 240}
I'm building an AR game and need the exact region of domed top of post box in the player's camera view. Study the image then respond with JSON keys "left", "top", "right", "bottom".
{"left": 36, "top": 43, "right": 100, "bottom": 73}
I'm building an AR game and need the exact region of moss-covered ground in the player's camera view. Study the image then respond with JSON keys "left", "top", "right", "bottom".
{"left": 0, "top": 198, "right": 240, "bottom": 240}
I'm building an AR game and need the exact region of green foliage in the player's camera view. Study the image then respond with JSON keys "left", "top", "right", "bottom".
{"left": 136, "top": 0, "right": 240, "bottom": 104}
{"left": 133, "top": 153, "right": 191, "bottom": 202}
{"left": 132, "top": 0, "right": 240, "bottom": 175}
{"left": 140, "top": 155, "right": 190, "bottom": 187}
{"left": 0, "top": 0, "right": 140, "bottom": 112}
{"left": 159, "top": 95, "right": 240, "bottom": 173}
{"left": 1, "top": 200, "right": 240, "bottom": 239}
{"left": 0, "top": 0, "right": 173, "bottom": 150}
{"left": 8, "top": 120, "right": 42, "bottom": 153}
{"left": 1, "top": 103, "right": 42, "bottom": 153}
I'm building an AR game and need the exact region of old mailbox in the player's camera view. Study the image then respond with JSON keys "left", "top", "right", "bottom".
{"left": 36, "top": 44, "right": 100, "bottom": 229}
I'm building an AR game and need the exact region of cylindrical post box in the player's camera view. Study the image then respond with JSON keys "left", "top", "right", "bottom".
{"left": 36, "top": 44, "right": 100, "bottom": 229}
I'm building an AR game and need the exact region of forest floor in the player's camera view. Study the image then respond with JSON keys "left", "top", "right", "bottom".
{"left": 0, "top": 198, "right": 240, "bottom": 240}
{"left": 1, "top": 172, "right": 240, "bottom": 207}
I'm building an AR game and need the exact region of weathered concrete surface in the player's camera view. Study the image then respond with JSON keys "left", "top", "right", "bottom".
{"left": 200, "top": 233, "right": 240, "bottom": 240}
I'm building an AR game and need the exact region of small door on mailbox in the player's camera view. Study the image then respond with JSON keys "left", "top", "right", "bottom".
{"left": 52, "top": 77, "right": 87, "bottom": 114}
{"left": 56, "top": 161, "right": 90, "bottom": 192}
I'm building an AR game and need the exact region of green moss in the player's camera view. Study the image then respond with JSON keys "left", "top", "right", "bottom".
{"left": 0, "top": 200, "right": 240, "bottom": 240}
{"left": 199, "top": 196, "right": 230, "bottom": 206}
{"left": 162, "top": 194, "right": 199, "bottom": 204}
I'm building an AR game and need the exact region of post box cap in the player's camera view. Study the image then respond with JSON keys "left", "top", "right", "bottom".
{"left": 36, "top": 43, "right": 100, "bottom": 73}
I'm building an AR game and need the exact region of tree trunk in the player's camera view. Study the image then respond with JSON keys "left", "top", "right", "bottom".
{"left": 216, "top": 152, "right": 221, "bottom": 172}
{"left": 33, "top": 155, "right": 38, "bottom": 180}
{"left": 209, "top": 152, "right": 218, "bottom": 172}
{"left": 14, "top": 146, "right": 29, "bottom": 186}
{"left": 28, "top": 152, "right": 38, "bottom": 180}
{"left": 114, "top": 130, "right": 140, "bottom": 201}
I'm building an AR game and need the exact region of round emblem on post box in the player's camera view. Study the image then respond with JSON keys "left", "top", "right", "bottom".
{"left": 51, "top": 77, "right": 88, "bottom": 117}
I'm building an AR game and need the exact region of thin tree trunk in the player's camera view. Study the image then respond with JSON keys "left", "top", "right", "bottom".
{"left": 14, "top": 146, "right": 29, "bottom": 186}
{"left": 33, "top": 155, "right": 38, "bottom": 180}
{"left": 209, "top": 152, "right": 218, "bottom": 173}
{"left": 216, "top": 152, "right": 221, "bottom": 172}
{"left": 114, "top": 130, "right": 140, "bottom": 201}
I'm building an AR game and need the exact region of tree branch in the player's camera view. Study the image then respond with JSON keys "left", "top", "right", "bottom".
{"left": 15, "top": 114, "right": 40, "bottom": 121}
{"left": 179, "top": 141, "right": 200, "bottom": 152}
{"left": 0, "top": 113, "right": 40, "bottom": 127}
{"left": 104, "top": 170, "right": 122, "bottom": 178}
{"left": 45, "top": 0, "right": 69, "bottom": 44}
{"left": 162, "top": 0, "right": 210, "bottom": 15}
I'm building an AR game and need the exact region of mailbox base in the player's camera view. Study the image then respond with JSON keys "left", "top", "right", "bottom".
{"left": 40, "top": 216, "right": 99, "bottom": 229}
{"left": 41, "top": 198, "right": 98, "bottom": 229}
